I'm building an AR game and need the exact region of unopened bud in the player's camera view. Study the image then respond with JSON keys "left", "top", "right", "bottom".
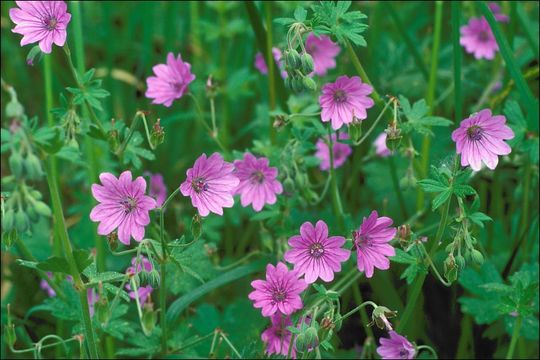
{"left": 141, "top": 303, "right": 157, "bottom": 336}
{"left": 470, "top": 249, "right": 484, "bottom": 266}
{"left": 283, "top": 177, "right": 295, "bottom": 193}
{"left": 33, "top": 201, "right": 52, "bottom": 217}
{"left": 9, "top": 153, "right": 24, "bottom": 178}
{"left": 26, "top": 45, "right": 44, "bottom": 66}
{"left": 14, "top": 209, "right": 29, "bottom": 232}
{"left": 291, "top": 76, "right": 304, "bottom": 93}
{"left": 304, "top": 327, "right": 319, "bottom": 350}
{"left": 371, "top": 306, "right": 397, "bottom": 330}
{"left": 2, "top": 209, "right": 15, "bottom": 231}
{"left": 302, "top": 76, "right": 317, "bottom": 91}
{"left": 300, "top": 52, "right": 314, "bottom": 74}
{"left": 285, "top": 49, "right": 301, "bottom": 70}
{"left": 191, "top": 214, "right": 202, "bottom": 239}
{"left": 349, "top": 121, "right": 363, "bottom": 142}
{"left": 24, "top": 153, "right": 43, "bottom": 180}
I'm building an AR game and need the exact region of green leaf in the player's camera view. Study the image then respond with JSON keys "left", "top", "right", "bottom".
{"left": 453, "top": 184, "right": 477, "bottom": 198}
{"left": 432, "top": 189, "right": 452, "bottom": 210}
{"left": 390, "top": 248, "right": 417, "bottom": 264}
{"left": 74, "top": 249, "right": 93, "bottom": 273}
{"left": 36, "top": 256, "right": 71, "bottom": 275}
{"left": 417, "top": 179, "right": 448, "bottom": 193}
{"left": 294, "top": 6, "right": 307, "bottom": 22}
{"left": 166, "top": 258, "right": 269, "bottom": 324}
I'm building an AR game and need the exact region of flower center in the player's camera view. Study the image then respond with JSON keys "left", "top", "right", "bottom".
{"left": 272, "top": 289, "right": 286, "bottom": 303}
{"left": 309, "top": 243, "right": 325, "bottom": 258}
{"left": 121, "top": 196, "right": 138, "bottom": 214}
{"left": 353, "top": 231, "right": 372, "bottom": 248}
{"left": 333, "top": 89, "right": 347, "bottom": 103}
{"left": 478, "top": 30, "right": 490, "bottom": 42}
{"left": 399, "top": 349, "right": 408, "bottom": 358}
{"left": 250, "top": 171, "right": 265, "bottom": 184}
{"left": 45, "top": 17, "right": 58, "bottom": 31}
{"left": 191, "top": 177, "right": 209, "bottom": 193}
{"left": 467, "top": 125, "right": 483, "bottom": 141}
{"left": 171, "top": 81, "right": 185, "bottom": 92}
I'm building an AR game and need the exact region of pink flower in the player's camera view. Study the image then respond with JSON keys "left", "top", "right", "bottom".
{"left": 9, "top": 1, "right": 71, "bottom": 54}
{"left": 146, "top": 172, "right": 167, "bottom": 208}
{"left": 376, "top": 331, "right": 416, "bottom": 359}
{"left": 87, "top": 288, "right": 99, "bottom": 317}
{"left": 451, "top": 109, "right": 514, "bottom": 171}
{"left": 460, "top": 17, "right": 499, "bottom": 60}
{"left": 126, "top": 255, "right": 153, "bottom": 274}
{"left": 284, "top": 220, "right": 350, "bottom": 283}
{"left": 90, "top": 171, "right": 157, "bottom": 246}
{"left": 248, "top": 262, "right": 308, "bottom": 317}
{"left": 261, "top": 313, "right": 296, "bottom": 358}
{"left": 305, "top": 34, "right": 341, "bottom": 76}
{"left": 126, "top": 284, "right": 153, "bottom": 304}
{"left": 40, "top": 272, "right": 57, "bottom": 297}
{"left": 488, "top": 3, "right": 509, "bottom": 23}
{"left": 254, "top": 47, "right": 286, "bottom": 78}
{"left": 315, "top": 133, "right": 352, "bottom": 171}
{"left": 180, "top": 153, "right": 239, "bottom": 217}
{"left": 234, "top": 153, "right": 283, "bottom": 212}
{"left": 374, "top": 132, "right": 391, "bottom": 157}
{"left": 320, "top": 76, "right": 374, "bottom": 130}
{"left": 145, "top": 52, "right": 196, "bottom": 107}
{"left": 353, "top": 211, "right": 397, "bottom": 278}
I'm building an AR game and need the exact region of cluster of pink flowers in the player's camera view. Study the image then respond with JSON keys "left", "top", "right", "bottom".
{"left": 250, "top": 213, "right": 397, "bottom": 356}
{"left": 125, "top": 255, "right": 154, "bottom": 304}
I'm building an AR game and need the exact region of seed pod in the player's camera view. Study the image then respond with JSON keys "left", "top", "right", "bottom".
{"left": 291, "top": 76, "right": 304, "bottom": 93}
{"left": 300, "top": 52, "right": 314, "bottom": 74}
{"left": 24, "top": 153, "right": 43, "bottom": 180}
{"left": 283, "top": 177, "right": 295, "bottom": 193}
{"left": 9, "top": 153, "right": 24, "bottom": 178}
{"left": 29, "top": 190, "right": 43, "bottom": 200}
{"left": 26, "top": 204, "right": 39, "bottom": 222}
{"left": 455, "top": 254, "right": 466, "bottom": 269}
{"left": 385, "top": 134, "right": 402, "bottom": 153}
{"left": 34, "top": 201, "right": 52, "bottom": 217}
{"left": 14, "top": 209, "right": 29, "bottom": 232}
{"left": 284, "top": 76, "right": 292, "bottom": 90}
{"left": 286, "top": 49, "right": 302, "bottom": 70}
{"left": 2, "top": 209, "right": 15, "bottom": 231}
{"left": 302, "top": 76, "right": 317, "bottom": 91}
{"left": 470, "top": 249, "right": 484, "bottom": 266}
{"left": 141, "top": 303, "right": 157, "bottom": 336}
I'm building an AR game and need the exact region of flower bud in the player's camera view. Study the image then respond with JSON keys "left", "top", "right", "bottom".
{"left": 444, "top": 253, "right": 458, "bottom": 283}
{"left": 9, "top": 153, "right": 24, "bottom": 178}
{"left": 33, "top": 201, "right": 52, "bottom": 217}
{"left": 26, "top": 45, "right": 44, "bottom": 66}
{"left": 371, "top": 306, "right": 397, "bottom": 330}
{"left": 148, "top": 269, "right": 161, "bottom": 288}
{"left": 95, "top": 298, "right": 111, "bottom": 325}
{"left": 470, "top": 249, "right": 484, "bottom": 266}
{"left": 455, "top": 254, "right": 466, "bottom": 269}
{"left": 26, "top": 204, "right": 39, "bottom": 222}
{"left": 385, "top": 123, "right": 402, "bottom": 153}
{"left": 6, "top": 99, "right": 24, "bottom": 119}
{"left": 151, "top": 119, "right": 165, "bottom": 146}
{"left": 292, "top": 77, "right": 304, "bottom": 93}
{"left": 304, "top": 327, "right": 319, "bottom": 350}
{"left": 107, "top": 232, "right": 118, "bottom": 252}
{"left": 349, "top": 121, "right": 362, "bottom": 143}
{"left": 141, "top": 303, "right": 157, "bottom": 336}
{"left": 283, "top": 177, "right": 295, "bottom": 193}
{"left": 2, "top": 209, "right": 15, "bottom": 231}
{"left": 24, "top": 153, "right": 43, "bottom": 180}
{"left": 300, "top": 52, "right": 314, "bottom": 74}
{"left": 285, "top": 49, "right": 302, "bottom": 70}
{"left": 302, "top": 76, "right": 317, "bottom": 91}
{"left": 295, "top": 333, "right": 308, "bottom": 352}
{"left": 284, "top": 76, "right": 292, "bottom": 90}
{"left": 14, "top": 209, "right": 29, "bottom": 232}
{"left": 295, "top": 172, "right": 308, "bottom": 188}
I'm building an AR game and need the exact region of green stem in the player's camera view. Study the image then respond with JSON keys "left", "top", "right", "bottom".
{"left": 328, "top": 126, "right": 345, "bottom": 231}
{"left": 340, "top": 300, "right": 377, "bottom": 322}
{"left": 479, "top": 2, "right": 539, "bottom": 132}
{"left": 353, "top": 100, "right": 392, "bottom": 146}
{"left": 264, "top": 2, "right": 276, "bottom": 144}
{"left": 220, "top": 332, "right": 242, "bottom": 358}
{"left": 188, "top": 93, "right": 229, "bottom": 156}
{"left": 515, "top": 4, "right": 539, "bottom": 60}
{"left": 417, "top": 345, "right": 438, "bottom": 359}
{"left": 345, "top": 41, "right": 382, "bottom": 104}
{"left": 418, "top": 1, "right": 443, "bottom": 212}
{"left": 451, "top": 2, "right": 463, "bottom": 124}
{"left": 45, "top": 158, "right": 99, "bottom": 358}
{"left": 506, "top": 315, "right": 522, "bottom": 359}
{"left": 420, "top": 243, "right": 452, "bottom": 287}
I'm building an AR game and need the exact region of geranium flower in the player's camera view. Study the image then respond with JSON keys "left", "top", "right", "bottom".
{"left": 314, "top": 133, "right": 352, "bottom": 171}
{"left": 376, "top": 331, "right": 416, "bottom": 359}
{"left": 305, "top": 33, "right": 340, "bottom": 76}
{"left": 261, "top": 313, "right": 296, "bottom": 358}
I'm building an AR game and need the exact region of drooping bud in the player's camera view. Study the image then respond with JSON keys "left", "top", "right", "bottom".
{"left": 33, "top": 201, "right": 52, "bottom": 217}
{"left": 2, "top": 209, "right": 15, "bottom": 231}
{"left": 9, "top": 153, "right": 24, "bottom": 178}
{"left": 304, "top": 327, "right": 319, "bottom": 350}
{"left": 26, "top": 45, "right": 44, "bottom": 66}
{"left": 370, "top": 305, "right": 397, "bottom": 330}
{"left": 285, "top": 49, "right": 302, "bottom": 70}
{"left": 24, "top": 153, "right": 43, "bottom": 180}
{"left": 455, "top": 254, "right": 466, "bottom": 269}
{"left": 14, "top": 209, "right": 29, "bottom": 232}
{"left": 444, "top": 253, "right": 458, "bottom": 283}
{"left": 349, "top": 121, "right": 363, "bottom": 143}
{"left": 300, "top": 52, "right": 314, "bottom": 74}
{"left": 302, "top": 76, "right": 317, "bottom": 91}
{"left": 291, "top": 76, "right": 304, "bottom": 93}
{"left": 470, "top": 249, "right": 484, "bottom": 266}
{"left": 141, "top": 302, "right": 157, "bottom": 336}
{"left": 151, "top": 118, "right": 165, "bottom": 146}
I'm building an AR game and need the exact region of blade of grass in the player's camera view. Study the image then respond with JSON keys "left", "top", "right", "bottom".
{"left": 478, "top": 1, "right": 539, "bottom": 132}
{"left": 515, "top": 3, "right": 539, "bottom": 60}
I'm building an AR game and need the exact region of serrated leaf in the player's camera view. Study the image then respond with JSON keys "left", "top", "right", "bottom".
{"left": 390, "top": 248, "right": 417, "bottom": 264}
{"left": 294, "top": 6, "right": 307, "bottom": 22}
{"left": 432, "top": 189, "right": 452, "bottom": 210}
{"left": 36, "top": 256, "right": 71, "bottom": 275}
{"left": 453, "top": 184, "right": 477, "bottom": 198}
{"left": 417, "top": 179, "right": 448, "bottom": 193}
{"left": 74, "top": 249, "right": 93, "bottom": 273}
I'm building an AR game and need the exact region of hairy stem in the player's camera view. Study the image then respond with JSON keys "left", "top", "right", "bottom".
{"left": 328, "top": 126, "right": 345, "bottom": 231}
